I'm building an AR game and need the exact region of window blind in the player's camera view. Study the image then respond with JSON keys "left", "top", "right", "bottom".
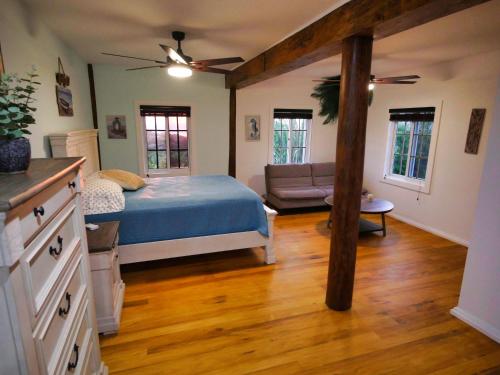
{"left": 389, "top": 107, "right": 435, "bottom": 122}
{"left": 140, "top": 105, "right": 191, "bottom": 117}
{"left": 274, "top": 108, "right": 313, "bottom": 120}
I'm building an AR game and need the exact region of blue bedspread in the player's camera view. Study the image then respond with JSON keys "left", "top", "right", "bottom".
{"left": 85, "top": 175, "right": 268, "bottom": 245}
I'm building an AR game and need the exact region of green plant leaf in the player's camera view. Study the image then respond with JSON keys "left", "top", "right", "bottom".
{"left": 7, "top": 106, "right": 20, "bottom": 113}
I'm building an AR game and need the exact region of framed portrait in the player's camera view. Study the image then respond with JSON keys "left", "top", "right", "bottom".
{"left": 55, "top": 85, "right": 74, "bottom": 116}
{"left": 106, "top": 115, "right": 127, "bottom": 139}
{"left": 245, "top": 115, "right": 260, "bottom": 141}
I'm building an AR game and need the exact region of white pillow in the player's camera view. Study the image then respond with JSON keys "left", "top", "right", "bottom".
{"left": 82, "top": 177, "right": 125, "bottom": 215}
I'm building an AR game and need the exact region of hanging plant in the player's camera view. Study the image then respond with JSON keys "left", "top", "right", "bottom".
{"left": 311, "top": 75, "right": 373, "bottom": 125}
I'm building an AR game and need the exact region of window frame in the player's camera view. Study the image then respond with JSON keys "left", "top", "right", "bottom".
{"left": 269, "top": 109, "right": 312, "bottom": 165}
{"left": 382, "top": 102, "right": 442, "bottom": 194}
{"left": 135, "top": 101, "right": 192, "bottom": 177}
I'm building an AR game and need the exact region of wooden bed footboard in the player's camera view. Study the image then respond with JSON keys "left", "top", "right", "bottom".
{"left": 118, "top": 204, "right": 278, "bottom": 265}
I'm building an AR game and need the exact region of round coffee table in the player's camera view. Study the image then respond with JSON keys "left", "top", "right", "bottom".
{"left": 324, "top": 195, "right": 394, "bottom": 236}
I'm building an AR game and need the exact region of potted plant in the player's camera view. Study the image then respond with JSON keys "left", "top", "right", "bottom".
{"left": 0, "top": 68, "right": 40, "bottom": 173}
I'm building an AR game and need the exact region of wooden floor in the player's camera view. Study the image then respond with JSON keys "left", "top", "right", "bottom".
{"left": 100, "top": 211, "right": 500, "bottom": 374}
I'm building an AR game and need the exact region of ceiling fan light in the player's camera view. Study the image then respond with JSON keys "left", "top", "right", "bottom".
{"left": 368, "top": 83, "right": 375, "bottom": 91}
{"left": 167, "top": 63, "right": 192, "bottom": 78}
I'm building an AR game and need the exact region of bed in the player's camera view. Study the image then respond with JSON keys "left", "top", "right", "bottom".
{"left": 49, "top": 130, "right": 277, "bottom": 265}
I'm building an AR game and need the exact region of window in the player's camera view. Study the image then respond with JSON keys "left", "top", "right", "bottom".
{"left": 384, "top": 106, "right": 439, "bottom": 193}
{"left": 139, "top": 105, "right": 190, "bottom": 173}
{"left": 272, "top": 108, "right": 312, "bottom": 164}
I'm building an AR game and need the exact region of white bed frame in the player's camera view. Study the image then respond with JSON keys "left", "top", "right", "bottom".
{"left": 49, "top": 130, "right": 277, "bottom": 265}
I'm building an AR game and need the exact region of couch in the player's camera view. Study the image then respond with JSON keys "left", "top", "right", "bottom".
{"left": 264, "top": 162, "right": 336, "bottom": 209}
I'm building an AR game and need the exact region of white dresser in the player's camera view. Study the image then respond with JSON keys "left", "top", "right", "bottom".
{"left": 0, "top": 158, "right": 107, "bottom": 375}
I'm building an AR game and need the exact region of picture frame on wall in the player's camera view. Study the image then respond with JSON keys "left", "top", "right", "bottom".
{"left": 464, "top": 108, "right": 486, "bottom": 154}
{"left": 106, "top": 115, "right": 127, "bottom": 139}
{"left": 245, "top": 115, "right": 260, "bottom": 141}
{"left": 55, "top": 85, "right": 74, "bottom": 116}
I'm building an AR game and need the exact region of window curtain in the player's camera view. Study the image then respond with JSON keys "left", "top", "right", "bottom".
{"left": 273, "top": 108, "right": 313, "bottom": 119}
{"left": 140, "top": 105, "right": 191, "bottom": 117}
{"left": 389, "top": 107, "right": 435, "bottom": 122}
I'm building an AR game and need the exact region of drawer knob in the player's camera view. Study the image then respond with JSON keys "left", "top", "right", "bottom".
{"left": 67, "top": 344, "right": 79, "bottom": 371}
{"left": 68, "top": 181, "right": 76, "bottom": 189}
{"left": 58, "top": 292, "right": 71, "bottom": 317}
{"left": 49, "top": 236, "right": 64, "bottom": 257}
{"left": 33, "top": 206, "right": 45, "bottom": 217}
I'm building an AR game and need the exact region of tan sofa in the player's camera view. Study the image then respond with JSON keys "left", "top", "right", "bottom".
{"left": 264, "top": 162, "right": 336, "bottom": 209}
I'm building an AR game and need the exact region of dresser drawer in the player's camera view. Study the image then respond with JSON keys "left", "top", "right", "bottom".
{"left": 21, "top": 200, "right": 81, "bottom": 318}
{"left": 34, "top": 253, "right": 87, "bottom": 375}
{"left": 18, "top": 172, "right": 78, "bottom": 246}
{"left": 59, "top": 301, "right": 93, "bottom": 375}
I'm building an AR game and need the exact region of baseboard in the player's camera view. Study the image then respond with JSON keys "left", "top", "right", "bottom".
{"left": 450, "top": 307, "right": 500, "bottom": 343}
{"left": 387, "top": 212, "right": 469, "bottom": 247}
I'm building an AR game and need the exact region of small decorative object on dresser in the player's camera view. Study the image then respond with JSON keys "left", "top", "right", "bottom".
{"left": 0, "top": 157, "right": 107, "bottom": 374}
{"left": 86, "top": 221, "right": 125, "bottom": 335}
{"left": 0, "top": 68, "right": 40, "bottom": 173}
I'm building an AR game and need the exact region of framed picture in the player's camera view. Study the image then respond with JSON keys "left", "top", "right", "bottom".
{"left": 106, "top": 115, "right": 127, "bottom": 139}
{"left": 245, "top": 115, "right": 260, "bottom": 141}
{"left": 55, "top": 86, "right": 74, "bottom": 116}
{"left": 0, "top": 43, "right": 4, "bottom": 75}
{"left": 464, "top": 108, "right": 486, "bottom": 154}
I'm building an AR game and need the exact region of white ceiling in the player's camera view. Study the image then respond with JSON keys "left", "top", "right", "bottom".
{"left": 25, "top": 0, "right": 348, "bottom": 69}
{"left": 25, "top": 0, "right": 500, "bottom": 77}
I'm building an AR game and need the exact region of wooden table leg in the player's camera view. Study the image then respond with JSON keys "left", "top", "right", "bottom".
{"left": 382, "top": 213, "right": 387, "bottom": 237}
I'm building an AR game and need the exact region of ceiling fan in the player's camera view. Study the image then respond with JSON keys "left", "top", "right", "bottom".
{"left": 313, "top": 75, "right": 420, "bottom": 90}
{"left": 102, "top": 31, "right": 244, "bottom": 78}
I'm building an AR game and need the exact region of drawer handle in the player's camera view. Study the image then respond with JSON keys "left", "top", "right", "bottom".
{"left": 67, "top": 344, "right": 79, "bottom": 371}
{"left": 49, "top": 236, "right": 64, "bottom": 257}
{"left": 58, "top": 292, "right": 71, "bottom": 317}
{"left": 33, "top": 206, "right": 45, "bottom": 217}
{"left": 68, "top": 181, "right": 76, "bottom": 189}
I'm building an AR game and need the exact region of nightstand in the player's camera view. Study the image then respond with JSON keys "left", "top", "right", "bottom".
{"left": 87, "top": 221, "right": 125, "bottom": 335}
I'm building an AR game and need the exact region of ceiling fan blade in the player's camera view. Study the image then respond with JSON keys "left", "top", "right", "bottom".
{"left": 126, "top": 65, "right": 167, "bottom": 71}
{"left": 374, "top": 75, "right": 421, "bottom": 82}
{"left": 375, "top": 81, "right": 418, "bottom": 84}
{"left": 159, "top": 44, "right": 187, "bottom": 64}
{"left": 102, "top": 52, "right": 165, "bottom": 64}
{"left": 312, "top": 79, "right": 340, "bottom": 83}
{"left": 191, "top": 57, "right": 244, "bottom": 66}
{"left": 193, "top": 66, "right": 231, "bottom": 74}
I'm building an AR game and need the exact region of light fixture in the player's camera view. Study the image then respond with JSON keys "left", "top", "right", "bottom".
{"left": 368, "top": 83, "right": 375, "bottom": 91}
{"left": 167, "top": 63, "right": 192, "bottom": 78}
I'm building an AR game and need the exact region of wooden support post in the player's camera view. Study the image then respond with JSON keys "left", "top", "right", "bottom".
{"left": 87, "top": 64, "right": 102, "bottom": 169}
{"left": 326, "top": 35, "right": 373, "bottom": 311}
{"left": 228, "top": 87, "right": 236, "bottom": 177}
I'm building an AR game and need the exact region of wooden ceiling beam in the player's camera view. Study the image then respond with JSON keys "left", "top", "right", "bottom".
{"left": 226, "top": 0, "right": 490, "bottom": 89}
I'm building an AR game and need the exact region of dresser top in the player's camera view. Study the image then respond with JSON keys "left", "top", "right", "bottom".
{"left": 0, "top": 157, "right": 85, "bottom": 212}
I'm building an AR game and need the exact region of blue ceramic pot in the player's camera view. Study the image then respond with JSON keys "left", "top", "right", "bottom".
{"left": 0, "top": 137, "right": 31, "bottom": 174}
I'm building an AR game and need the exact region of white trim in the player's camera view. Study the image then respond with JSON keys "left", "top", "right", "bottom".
{"left": 450, "top": 307, "right": 500, "bottom": 343}
{"left": 134, "top": 100, "right": 193, "bottom": 177}
{"left": 387, "top": 212, "right": 469, "bottom": 246}
{"left": 382, "top": 101, "right": 443, "bottom": 194}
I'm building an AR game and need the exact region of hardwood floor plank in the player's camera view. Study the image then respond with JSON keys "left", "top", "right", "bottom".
{"left": 100, "top": 212, "right": 499, "bottom": 374}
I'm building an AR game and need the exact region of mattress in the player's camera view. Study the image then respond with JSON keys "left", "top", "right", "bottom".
{"left": 85, "top": 175, "right": 268, "bottom": 245}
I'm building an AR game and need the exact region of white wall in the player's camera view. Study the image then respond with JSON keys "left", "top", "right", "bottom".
{"left": 236, "top": 76, "right": 337, "bottom": 195}
{"left": 92, "top": 65, "right": 229, "bottom": 175}
{"left": 0, "top": 0, "right": 93, "bottom": 157}
{"left": 364, "top": 51, "right": 500, "bottom": 245}
{"left": 451, "top": 78, "right": 500, "bottom": 343}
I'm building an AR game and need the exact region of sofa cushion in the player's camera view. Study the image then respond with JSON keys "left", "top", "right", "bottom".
{"left": 266, "top": 164, "right": 313, "bottom": 188}
{"left": 319, "top": 185, "right": 334, "bottom": 197}
{"left": 270, "top": 186, "right": 326, "bottom": 200}
{"left": 311, "top": 162, "right": 335, "bottom": 186}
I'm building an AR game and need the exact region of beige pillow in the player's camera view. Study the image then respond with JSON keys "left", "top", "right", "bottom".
{"left": 99, "top": 169, "right": 145, "bottom": 191}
